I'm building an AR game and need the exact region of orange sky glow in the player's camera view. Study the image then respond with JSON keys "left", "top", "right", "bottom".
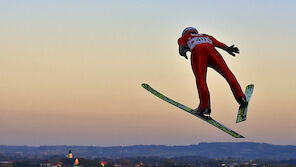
{"left": 0, "top": 1, "right": 296, "bottom": 146}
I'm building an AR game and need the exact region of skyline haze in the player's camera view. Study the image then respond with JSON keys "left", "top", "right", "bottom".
{"left": 0, "top": 0, "right": 296, "bottom": 146}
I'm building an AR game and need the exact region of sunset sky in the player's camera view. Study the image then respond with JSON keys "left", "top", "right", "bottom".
{"left": 1, "top": 1, "right": 296, "bottom": 146}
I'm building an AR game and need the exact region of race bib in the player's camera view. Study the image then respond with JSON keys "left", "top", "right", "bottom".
{"left": 187, "top": 37, "right": 213, "bottom": 50}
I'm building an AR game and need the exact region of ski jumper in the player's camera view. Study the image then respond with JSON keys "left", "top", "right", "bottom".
{"left": 178, "top": 33, "right": 246, "bottom": 111}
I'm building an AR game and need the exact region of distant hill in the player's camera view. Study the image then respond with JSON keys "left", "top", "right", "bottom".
{"left": 0, "top": 142, "right": 296, "bottom": 160}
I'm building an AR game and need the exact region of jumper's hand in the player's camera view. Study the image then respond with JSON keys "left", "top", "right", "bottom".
{"left": 225, "top": 45, "right": 239, "bottom": 57}
{"left": 179, "top": 45, "right": 190, "bottom": 59}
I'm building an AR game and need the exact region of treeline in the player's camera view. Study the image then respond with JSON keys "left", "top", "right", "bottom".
{"left": 1, "top": 154, "right": 296, "bottom": 167}
{"left": 1, "top": 142, "right": 296, "bottom": 159}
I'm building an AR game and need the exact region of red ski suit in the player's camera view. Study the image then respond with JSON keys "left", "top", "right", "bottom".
{"left": 178, "top": 33, "right": 246, "bottom": 111}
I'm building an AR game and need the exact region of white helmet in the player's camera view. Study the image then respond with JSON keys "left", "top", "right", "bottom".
{"left": 182, "top": 27, "right": 198, "bottom": 36}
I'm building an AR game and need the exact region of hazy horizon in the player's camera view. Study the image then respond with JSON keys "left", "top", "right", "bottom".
{"left": 0, "top": 141, "right": 295, "bottom": 147}
{"left": 1, "top": 1, "right": 296, "bottom": 146}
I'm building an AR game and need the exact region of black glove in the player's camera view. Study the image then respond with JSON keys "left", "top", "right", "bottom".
{"left": 179, "top": 45, "right": 190, "bottom": 59}
{"left": 225, "top": 45, "right": 239, "bottom": 56}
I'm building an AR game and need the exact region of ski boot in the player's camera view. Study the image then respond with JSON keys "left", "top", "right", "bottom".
{"left": 238, "top": 96, "right": 248, "bottom": 108}
{"left": 191, "top": 106, "right": 211, "bottom": 116}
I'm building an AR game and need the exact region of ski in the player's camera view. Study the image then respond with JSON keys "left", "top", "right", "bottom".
{"left": 236, "top": 84, "right": 254, "bottom": 123}
{"left": 142, "top": 83, "right": 244, "bottom": 138}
